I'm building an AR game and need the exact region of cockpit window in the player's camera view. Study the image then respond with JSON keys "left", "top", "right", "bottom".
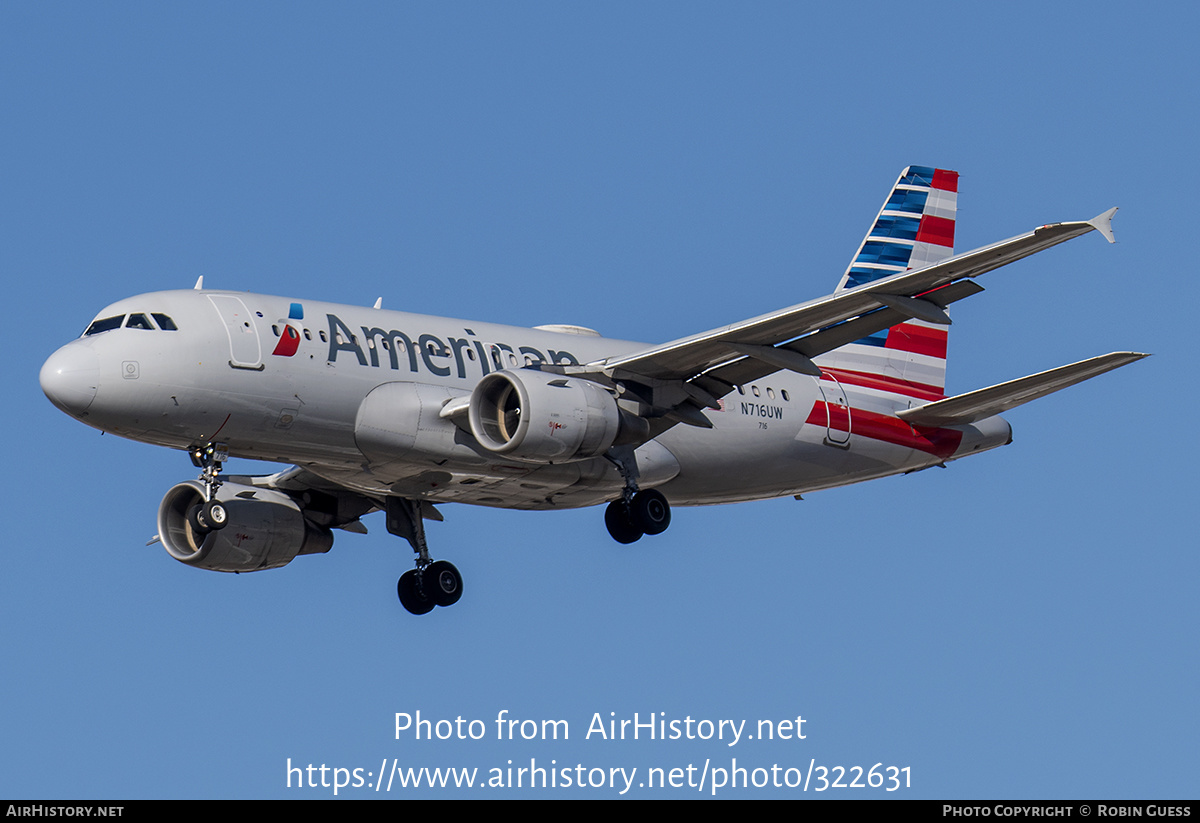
{"left": 125, "top": 313, "right": 154, "bottom": 330}
{"left": 82, "top": 312, "right": 179, "bottom": 336}
{"left": 84, "top": 315, "right": 125, "bottom": 336}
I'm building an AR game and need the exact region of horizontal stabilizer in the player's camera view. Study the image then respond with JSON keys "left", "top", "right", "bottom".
{"left": 897, "top": 352, "right": 1149, "bottom": 427}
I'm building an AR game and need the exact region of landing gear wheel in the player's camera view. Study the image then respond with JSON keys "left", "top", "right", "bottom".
{"left": 202, "top": 500, "right": 228, "bottom": 531}
{"left": 605, "top": 500, "right": 643, "bottom": 544}
{"left": 424, "top": 560, "right": 463, "bottom": 607}
{"left": 630, "top": 489, "right": 671, "bottom": 535}
{"left": 187, "top": 504, "right": 210, "bottom": 535}
{"left": 397, "top": 569, "right": 435, "bottom": 615}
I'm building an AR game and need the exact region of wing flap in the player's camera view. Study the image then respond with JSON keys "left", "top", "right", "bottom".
{"left": 896, "top": 352, "right": 1148, "bottom": 427}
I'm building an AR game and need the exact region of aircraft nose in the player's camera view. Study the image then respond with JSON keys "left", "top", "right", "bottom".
{"left": 40, "top": 343, "right": 100, "bottom": 416}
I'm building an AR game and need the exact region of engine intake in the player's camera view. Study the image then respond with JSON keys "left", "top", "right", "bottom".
{"left": 468, "top": 370, "right": 623, "bottom": 463}
{"left": 157, "top": 481, "right": 333, "bottom": 573}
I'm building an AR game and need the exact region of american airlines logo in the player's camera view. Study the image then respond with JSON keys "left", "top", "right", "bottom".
{"left": 322, "top": 313, "right": 581, "bottom": 380}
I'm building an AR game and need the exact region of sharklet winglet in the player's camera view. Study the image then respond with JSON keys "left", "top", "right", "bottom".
{"left": 1088, "top": 207, "right": 1118, "bottom": 243}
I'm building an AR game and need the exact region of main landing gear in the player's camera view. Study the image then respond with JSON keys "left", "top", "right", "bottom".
{"left": 187, "top": 442, "right": 230, "bottom": 535}
{"left": 603, "top": 446, "right": 672, "bottom": 544}
{"left": 387, "top": 497, "right": 463, "bottom": 616}
{"left": 604, "top": 489, "right": 671, "bottom": 543}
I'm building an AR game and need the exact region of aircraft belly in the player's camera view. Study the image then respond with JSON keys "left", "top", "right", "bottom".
{"left": 295, "top": 435, "right": 682, "bottom": 512}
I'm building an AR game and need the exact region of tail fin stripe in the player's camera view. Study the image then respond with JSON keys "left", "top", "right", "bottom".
{"left": 822, "top": 165, "right": 959, "bottom": 396}
{"left": 883, "top": 323, "right": 948, "bottom": 359}
{"left": 898, "top": 166, "right": 938, "bottom": 186}
{"left": 819, "top": 367, "right": 945, "bottom": 401}
{"left": 873, "top": 214, "right": 922, "bottom": 240}
{"left": 914, "top": 214, "right": 955, "bottom": 247}
{"left": 884, "top": 188, "right": 930, "bottom": 214}
{"left": 855, "top": 241, "right": 916, "bottom": 267}
{"left": 930, "top": 169, "right": 959, "bottom": 192}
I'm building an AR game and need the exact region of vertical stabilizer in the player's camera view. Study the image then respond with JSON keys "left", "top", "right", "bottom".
{"left": 819, "top": 166, "right": 959, "bottom": 399}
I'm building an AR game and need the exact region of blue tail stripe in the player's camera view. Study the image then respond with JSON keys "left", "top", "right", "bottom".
{"left": 856, "top": 241, "right": 914, "bottom": 267}
{"left": 899, "top": 166, "right": 938, "bottom": 186}
{"left": 884, "top": 188, "right": 929, "bottom": 214}
{"left": 870, "top": 214, "right": 921, "bottom": 240}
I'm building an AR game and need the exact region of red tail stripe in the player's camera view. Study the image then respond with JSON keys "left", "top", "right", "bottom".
{"left": 820, "top": 368, "right": 944, "bottom": 401}
{"left": 884, "top": 323, "right": 948, "bottom": 358}
{"left": 805, "top": 402, "right": 963, "bottom": 459}
{"left": 915, "top": 214, "right": 955, "bottom": 247}
{"left": 931, "top": 169, "right": 959, "bottom": 192}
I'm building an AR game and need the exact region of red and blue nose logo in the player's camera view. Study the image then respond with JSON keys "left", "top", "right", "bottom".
{"left": 271, "top": 303, "right": 304, "bottom": 357}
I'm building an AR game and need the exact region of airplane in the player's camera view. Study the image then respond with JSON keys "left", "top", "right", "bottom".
{"left": 39, "top": 166, "right": 1147, "bottom": 615}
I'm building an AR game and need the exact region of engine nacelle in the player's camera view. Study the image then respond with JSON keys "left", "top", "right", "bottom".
{"left": 468, "top": 370, "right": 622, "bottom": 463}
{"left": 355, "top": 381, "right": 483, "bottom": 467}
{"left": 157, "top": 481, "right": 333, "bottom": 573}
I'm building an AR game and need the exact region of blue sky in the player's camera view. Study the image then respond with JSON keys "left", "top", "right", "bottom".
{"left": 2, "top": 2, "right": 1195, "bottom": 798}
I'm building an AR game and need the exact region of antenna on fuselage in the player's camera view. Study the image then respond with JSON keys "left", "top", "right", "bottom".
{"left": 373, "top": 297, "right": 382, "bottom": 309}
{"left": 193, "top": 276, "right": 204, "bottom": 290}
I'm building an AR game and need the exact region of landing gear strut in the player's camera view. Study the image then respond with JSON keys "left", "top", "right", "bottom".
{"left": 387, "top": 497, "right": 463, "bottom": 615}
{"left": 603, "top": 446, "right": 672, "bottom": 544}
{"left": 187, "top": 442, "right": 229, "bottom": 534}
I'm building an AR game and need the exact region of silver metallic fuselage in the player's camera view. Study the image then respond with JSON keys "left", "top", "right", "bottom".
{"left": 40, "top": 289, "right": 1011, "bottom": 511}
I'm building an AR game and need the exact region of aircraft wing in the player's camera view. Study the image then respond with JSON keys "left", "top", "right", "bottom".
{"left": 588, "top": 210, "right": 1117, "bottom": 399}
{"left": 224, "top": 465, "right": 404, "bottom": 533}
{"left": 895, "top": 351, "right": 1149, "bottom": 427}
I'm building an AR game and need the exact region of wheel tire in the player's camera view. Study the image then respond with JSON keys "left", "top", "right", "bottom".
{"left": 397, "top": 570, "right": 435, "bottom": 615}
{"left": 187, "top": 504, "right": 211, "bottom": 535}
{"left": 630, "top": 489, "right": 671, "bottom": 535}
{"left": 604, "top": 500, "right": 643, "bottom": 544}
{"left": 424, "top": 560, "right": 463, "bottom": 607}
{"left": 202, "top": 500, "right": 229, "bottom": 531}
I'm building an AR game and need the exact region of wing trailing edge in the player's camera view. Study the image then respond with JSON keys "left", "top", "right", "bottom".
{"left": 592, "top": 210, "right": 1119, "bottom": 386}
{"left": 896, "top": 351, "right": 1148, "bottom": 427}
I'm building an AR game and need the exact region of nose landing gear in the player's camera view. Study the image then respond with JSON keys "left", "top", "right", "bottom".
{"left": 187, "top": 443, "right": 230, "bottom": 535}
{"left": 187, "top": 498, "right": 229, "bottom": 534}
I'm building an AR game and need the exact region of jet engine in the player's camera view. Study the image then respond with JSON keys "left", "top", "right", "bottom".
{"left": 157, "top": 480, "right": 333, "bottom": 573}
{"left": 468, "top": 370, "right": 629, "bottom": 463}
